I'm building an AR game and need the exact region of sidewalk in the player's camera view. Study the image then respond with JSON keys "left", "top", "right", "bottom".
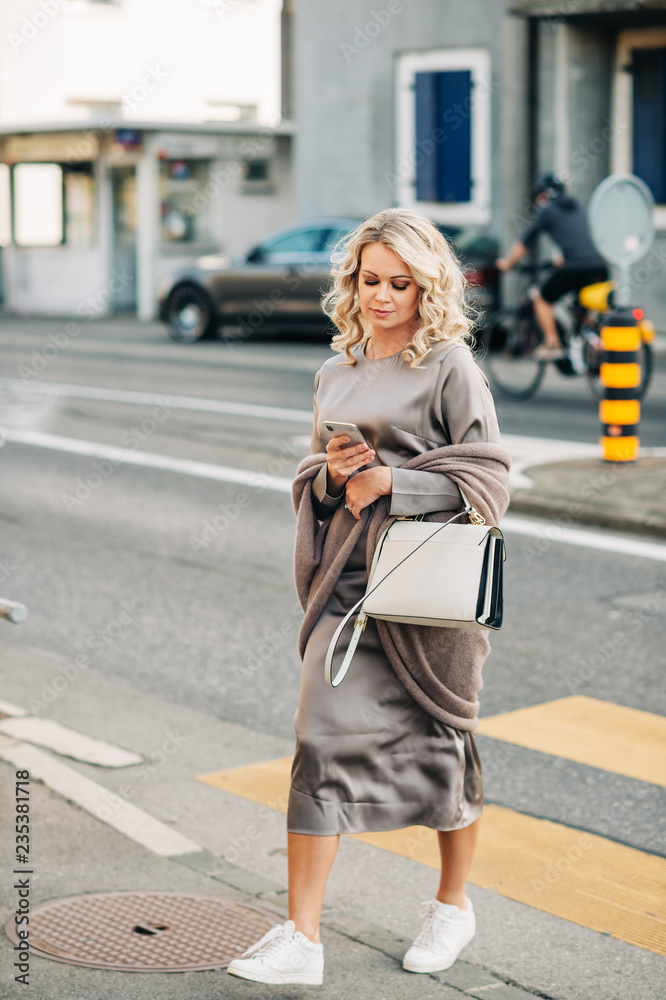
{"left": 1, "top": 646, "right": 663, "bottom": 1000}
{"left": 508, "top": 450, "right": 666, "bottom": 539}
{"left": 0, "top": 759, "right": 546, "bottom": 1000}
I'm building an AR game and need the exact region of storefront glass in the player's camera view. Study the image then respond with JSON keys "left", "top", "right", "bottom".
{"left": 159, "top": 159, "right": 213, "bottom": 244}
{"left": 14, "top": 163, "right": 63, "bottom": 246}
{"left": 0, "top": 164, "right": 10, "bottom": 247}
{"left": 64, "top": 164, "right": 95, "bottom": 247}
{"left": 12, "top": 161, "right": 95, "bottom": 248}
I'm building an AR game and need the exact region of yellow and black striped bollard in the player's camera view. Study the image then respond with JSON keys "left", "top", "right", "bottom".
{"left": 599, "top": 309, "right": 640, "bottom": 462}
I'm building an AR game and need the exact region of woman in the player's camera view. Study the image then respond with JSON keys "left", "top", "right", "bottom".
{"left": 228, "top": 208, "right": 511, "bottom": 987}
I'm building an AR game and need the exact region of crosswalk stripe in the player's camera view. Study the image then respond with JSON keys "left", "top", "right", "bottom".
{"left": 357, "top": 807, "right": 666, "bottom": 957}
{"left": 0, "top": 736, "right": 202, "bottom": 858}
{"left": 0, "top": 716, "right": 142, "bottom": 767}
{"left": 476, "top": 696, "right": 666, "bottom": 787}
{"left": 196, "top": 752, "right": 666, "bottom": 956}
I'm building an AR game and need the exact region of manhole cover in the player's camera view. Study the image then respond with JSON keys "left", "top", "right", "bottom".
{"left": 4, "top": 891, "right": 277, "bottom": 972}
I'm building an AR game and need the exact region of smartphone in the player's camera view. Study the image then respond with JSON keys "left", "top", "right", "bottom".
{"left": 321, "top": 420, "right": 371, "bottom": 451}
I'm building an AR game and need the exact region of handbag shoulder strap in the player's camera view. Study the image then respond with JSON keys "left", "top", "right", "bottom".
{"left": 324, "top": 601, "right": 368, "bottom": 687}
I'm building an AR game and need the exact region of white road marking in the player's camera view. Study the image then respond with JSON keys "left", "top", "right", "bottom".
{"left": 3, "top": 427, "right": 665, "bottom": 561}
{"left": 0, "top": 699, "right": 28, "bottom": 717}
{"left": 0, "top": 717, "right": 142, "bottom": 767}
{"left": 2, "top": 376, "right": 665, "bottom": 465}
{"left": 0, "top": 735, "right": 202, "bottom": 857}
{"left": 502, "top": 515, "right": 666, "bottom": 562}
{"left": 0, "top": 376, "right": 313, "bottom": 423}
{"left": 0, "top": 389, "right": 58, "bottom": 431}
{"left": 1, "top": 428, "right": 293, "bottom": 494}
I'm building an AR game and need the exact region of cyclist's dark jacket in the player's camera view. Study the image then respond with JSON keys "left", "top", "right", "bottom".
{"left": 521, "top": 194, "right": 606, "bottom": 270}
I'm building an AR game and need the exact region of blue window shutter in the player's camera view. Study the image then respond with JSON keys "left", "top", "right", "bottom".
{"left": 632, "top": 48, "right": 666, "bottom": 203}
{"left": 415, "top": 72, "right": 439, "bottom": 202}
{"left": 437, "top": 70, "right": 472, "bottom": 203}
{"left": 414, "top": 69, "right": 472, "bottom": 204}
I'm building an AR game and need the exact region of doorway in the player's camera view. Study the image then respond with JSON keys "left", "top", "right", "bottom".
{"left": 110, "top": 165, "right": 137, "bottom": 311}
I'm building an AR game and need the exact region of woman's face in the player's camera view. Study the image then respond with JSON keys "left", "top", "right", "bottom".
{"left": 357, "top": 242, "right": 420, "bottom": 338}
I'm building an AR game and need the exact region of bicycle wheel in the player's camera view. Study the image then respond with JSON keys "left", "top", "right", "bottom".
{"left": 585, "top": 342, "right": 653, "bottom": 402}
{"left": 480, "top": 308, "right": 547, "bottom": 400}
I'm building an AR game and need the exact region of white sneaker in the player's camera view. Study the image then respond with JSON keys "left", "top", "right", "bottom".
{"left": 227, "top": 919, "right": 324, "bottom": 985}
{"left": 403, "top": 897, "right": 476, "bottom": 973}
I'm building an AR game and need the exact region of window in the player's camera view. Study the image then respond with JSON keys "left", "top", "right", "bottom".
{"left": 632, "top": 47, "right": 666, "bottom": 204}
{"left": 64, "top": 163, "right": 94, "bottom": 247}
{"left": 0, "top": 165, "right": 10, "bottom": 247}
{"left": 320, "top": 225, "right": 358, "bottom": 255}
{"left": 395, "top": 49, "right": 491, "bottom": 225}
{"left": 415, "top": 71, "right": 472, "bottom": 203}
{"left": 243, "top": 160, "right": 269, "bottom": 182}
{"left": 239, "top": 158, "right": 274, "bottom": 194}
{"left": 14, "top": 164, "right": 64, "bottom": 247}
{"left": 159, "top": 159, "right": 213, "bottom": 244}
{"left": 260, "top": 227, "right": 324, "bottom": 258}
{"left": 12, "top": 161, "right": 95, "bottom": 248}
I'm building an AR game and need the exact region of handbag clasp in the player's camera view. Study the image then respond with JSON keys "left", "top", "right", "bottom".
{"left": 466, "top": 506, "right": 486, "bottom": 525}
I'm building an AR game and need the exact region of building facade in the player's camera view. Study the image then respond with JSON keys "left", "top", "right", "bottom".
{"left": 294, "top": 0, "right": 666, "bottom": 326}
{"left": 0, "top": 0, "right": 295, "bottom": 319}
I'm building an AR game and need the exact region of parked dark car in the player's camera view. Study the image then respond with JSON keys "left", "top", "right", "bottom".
{"left": 157, "top": 217, "right": 499, "bottom": 343}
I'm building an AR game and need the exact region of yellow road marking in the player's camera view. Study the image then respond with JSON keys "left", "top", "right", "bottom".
{"left": 196, "top": 756, "right": 666, "bottom": 956}
{"left": 477, "top": 696, "right": 666, "bottom": 787}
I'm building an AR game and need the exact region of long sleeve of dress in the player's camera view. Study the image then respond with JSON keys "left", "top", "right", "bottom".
{"left": 389, "top": 346, "right": 501, "bottom": 516}
{"left": 310, "top": 373, "right": 345, "bottom": 520}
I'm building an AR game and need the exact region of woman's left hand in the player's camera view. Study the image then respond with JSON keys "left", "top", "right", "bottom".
{"left": 344, "top": 467, "right": 392, "bottom": 520}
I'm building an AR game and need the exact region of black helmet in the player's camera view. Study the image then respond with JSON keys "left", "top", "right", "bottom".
{"left": 531, "top": 172, "right": 566, "bottom": 200}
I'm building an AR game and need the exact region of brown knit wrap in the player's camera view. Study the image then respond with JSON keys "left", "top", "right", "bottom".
{"left": 292, "top": 442, "right": 511, "bottom": 731}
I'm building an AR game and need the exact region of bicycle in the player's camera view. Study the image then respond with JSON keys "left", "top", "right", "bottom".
{"left": 479, "top": 262, "right": 655, "bottom": 401}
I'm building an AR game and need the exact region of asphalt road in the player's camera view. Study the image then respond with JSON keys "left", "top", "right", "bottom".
{"left": 1, "top": 314, "right": 664, "bottom": 821}
{"left": 0, "top": 316, "right": 664, "bottom": 1000}
{"left": 0, "top": 315, "right": 664, "bottom": 442}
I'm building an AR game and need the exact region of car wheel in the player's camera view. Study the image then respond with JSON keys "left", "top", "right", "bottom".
{"left": 164, "top": 283, "right": 217, "bottom": 343}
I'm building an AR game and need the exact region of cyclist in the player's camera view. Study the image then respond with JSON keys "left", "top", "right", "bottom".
{"left": 495, "top": 172, "right": 609, "bottom": 360}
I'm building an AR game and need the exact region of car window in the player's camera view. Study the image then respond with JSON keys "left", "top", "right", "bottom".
{"left": 320, "top": 226, "right": 356, "bottom": 255}
{"left": 454, "top": 229, "right": 499, "bottom": 258}
{"left": 261, "top": 228, "right": 324, "bottom": 256}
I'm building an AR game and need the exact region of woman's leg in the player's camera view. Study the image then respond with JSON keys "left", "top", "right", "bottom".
{"left": 288, "top": 832, "right": 340, "bottom": 942}
{"left": 532, "top": 292, "right": 561, "bottom": 348}
{"left": 435, "top": 815, "right": 482, "bottom": 909}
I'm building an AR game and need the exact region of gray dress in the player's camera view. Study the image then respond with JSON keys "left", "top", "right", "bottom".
{"left": 287, "top": 339, "right": 501, "bottom": 837}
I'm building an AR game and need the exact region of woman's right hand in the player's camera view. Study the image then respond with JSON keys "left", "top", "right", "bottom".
{"left": 326, "top": 435, "right": 375, "bottom": 495}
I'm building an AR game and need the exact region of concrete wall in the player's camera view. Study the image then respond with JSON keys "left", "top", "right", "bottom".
{"left": 534, "top": 19, "right": 665, "bottom": 327}
{"left": 293, "top": 0, "right": 530, "bottom": 257}
{"left": 535, "top": 21, "right": 614, "bottom": 199}
{"left": 0, "top": 0, "right": 284, "bottom": 128}
{"left": 5, "top": 246, "right": 106, "bottom": 316}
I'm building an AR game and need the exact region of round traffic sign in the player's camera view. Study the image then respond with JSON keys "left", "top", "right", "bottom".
{"left": 587, "top": 174, "right": 655, "bottom": 266}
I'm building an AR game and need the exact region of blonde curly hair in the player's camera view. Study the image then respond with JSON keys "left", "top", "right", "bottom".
{"left": 322, "top": 208, "right": 477, "bottom": 368}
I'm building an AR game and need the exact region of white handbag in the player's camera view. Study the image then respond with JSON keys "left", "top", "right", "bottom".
{"left": 324, "top": 489, "right": 505, "bottom": 688}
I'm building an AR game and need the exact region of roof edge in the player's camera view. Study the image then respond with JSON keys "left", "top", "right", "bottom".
{"left": 0, "top": 117, "right": 296, "bottom": 138}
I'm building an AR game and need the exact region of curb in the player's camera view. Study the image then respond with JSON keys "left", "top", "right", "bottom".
{"left": 507, "top": 452, "right": 666, "bottom": 541}
{"left": 507, "top": 494, "right": 666, "bottom": 540}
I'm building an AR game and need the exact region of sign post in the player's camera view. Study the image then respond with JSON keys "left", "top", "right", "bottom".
{"left": 587, "top": 175, "right": 655, "bottom": 462}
